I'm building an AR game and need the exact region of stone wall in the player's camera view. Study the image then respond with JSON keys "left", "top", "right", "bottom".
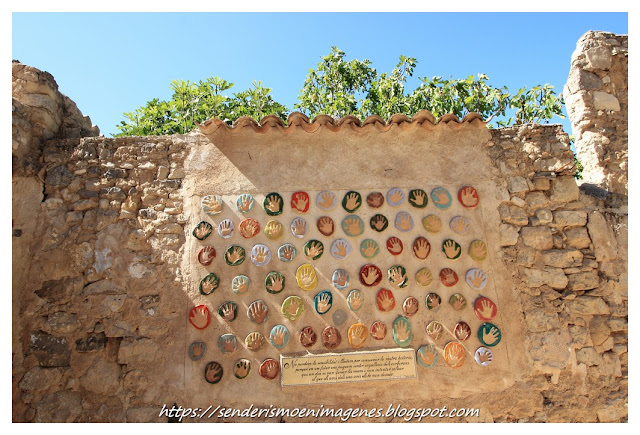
{"left": 564, "top": 31, "right": 628, "bottom": 195}
{"left": 11, "top": 32, "right": 627, "bottom": 423}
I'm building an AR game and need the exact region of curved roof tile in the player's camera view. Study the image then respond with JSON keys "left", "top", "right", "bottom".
{"left": 196, "top": 110, "right": 486, "bottom": 135}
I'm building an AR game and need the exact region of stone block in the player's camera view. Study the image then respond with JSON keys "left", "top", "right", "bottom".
{"left": 541, "top": 249, "right": 583, "bottom": 268}
{"left": 83, "top": 280, "right": 125, "bottom": 296}
{"left": 508, "top": 176, "right": 529, "bottom": 194}
{"left": 566, "top": 68, "right": 602, "bottom": 93}
{"left": 550, "top": 176, "right": 580, "bottom": 203}
{"left": 19, "top": 367, "right": 64, "bottom": 391}
{"left": 521, "top": 226, "right": 554, "bottom": 250}
{"left": 568, "top": 271, "right": 600, "bottom": 291}
{"left": 552, "top": 211, "right": 588, "bottom": 228}
{"left": 584, "top": 46, "right": 612, "bottom": 70}
{"left": 592, "top": 91, "right": 620, "bottom": 111}
{"left": 532, "top": 177, "right": 551, "bottom": 191}
{"left": 47, "top": 312, "right": 79, "bottom": 334}
{"left": 525, "top": 191, "right": 549, "bottom": 209}
{"left": 499, "top": 204, "right": 528, "bottom": 226}
{"left": 566, "top": 297, "right": 610, "bottom": 315}
{"left": 589, "top": 317, "right": 612, "bottom": 346}
{"left": 75, "top": 332, "right": 107, "bottom": 352}
{"left": 576, "top": 347, "right": 602, "bottom": 366}
{"left": 522, "top": 267, "right": 568, "bottom": 289}
{"left": 80, "top": 357, "right": 121, "bottom": 394}
{"left": 35, "top": 390, "right": 83, "bottom": 422}
{"left": 587, "top": 211, "right": 618, "bottom": 262}
{"left": 30, "top": 331, "right": 70, "bottom": 367}
{"left": 565, "top": 227, "right": 591, "bottom": 249}
{"left": 117, "top": 338, "right": 159, "bottom": 365}
{"left": 499, "top": 223, "right": 519, "bottom": 246}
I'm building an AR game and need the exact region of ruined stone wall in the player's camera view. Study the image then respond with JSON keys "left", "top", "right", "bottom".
{"left": 564, "top": 31, "right": 628, "bottom": 195}
{"left": 12, "top": 31, "right": 627, "bottom": 422}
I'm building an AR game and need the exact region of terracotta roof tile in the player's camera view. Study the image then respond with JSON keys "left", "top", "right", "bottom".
{"left": 197, "top": 110, "right": 486, "bottom": 135}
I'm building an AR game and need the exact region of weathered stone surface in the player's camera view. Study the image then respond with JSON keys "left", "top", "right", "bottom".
{"left": 522, "top": 267, "right": 568, "bottom": 289}
{"left": 75, "top": 332, "right": 107, "bottom": 352}
{"left": 499, "top": 204, "right": 528, "bottom": 226}
{"left": 566, "top": 68, "right": 602, "bottom": 93}
{"left": 47, "top": 312, "right": 79, "bottom": 333}
{"left": 83, "top": 280, "right": 125, "bottom": 296}
{"left": 117, "top": 338, "right": 159, "bottom": 365}
{"left": 587, "top": 211, "right": 618, "bottom": 262}
{"left": 534, "top": 209, "right": 553, "bottom": 225}
{"left": 589, "top": 317, "right": 612, "bottom": 346}
{"left": 499, "top": 223, "right": 519, "bottom": 246}
{"left": 552, "top": 211, "right": 587, "bottom": 228}
{"left": 521, "top": 226, "right": 554, "bottom": 250}
{"left": 19, "top": 367, "right": 64, "bottom": 391}
{"left": 596, "top": 398, "right": 627, "bottom": 422}
{"left": 34, "top": 390, "right": 83, "bottom": 422}
{"left": 526, "top": 330, "right": 571, "bottom": 370}
{"left": 541, "top": 250, "right": 583, "bottom": 268}
{"left": 550, "top": 176, "right": 580, "bottom": 203}
{"left": 584, "top": 46, "right": 612, "bottom": 70}
{"left": 30, "top": 331, "right": 70, "bottom": 367}
{"left": 592, "top": 91, "right": 620, "bottom": 111}
{"left": 525, "top": 191, "right": 549, "bottom": 209}
{"left": 35, "top": 277, "right": 82, "bottom": 305}
{"left": 566, "top": 297, "right": 610, "bottom": 315}
{"left": 576, "top": 347, "right": 602, "bottom": 366}
{"left": 567, "top": 271, "right": 600, "bottom": 291}
{"left": 80, "top": 357, "right": 121, "bottom": 394}
{"left": 564, "top": 227, "right": 591, "bottom": 249}
{"left": 508, "top": 176, "right": 529, "bottom": 194}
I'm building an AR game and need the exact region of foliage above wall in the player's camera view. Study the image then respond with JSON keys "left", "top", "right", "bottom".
{"left": 115, "top": 46, "right": 565, "bottom": 136}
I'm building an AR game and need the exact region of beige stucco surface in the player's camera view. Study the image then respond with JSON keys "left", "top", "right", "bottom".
{"left": 178, "top": 123, "right": 529, "bottom": 407}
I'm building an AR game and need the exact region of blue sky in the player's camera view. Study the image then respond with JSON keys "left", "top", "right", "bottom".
{"left": 12, "top": 12, "right": 628, "bottom": 136}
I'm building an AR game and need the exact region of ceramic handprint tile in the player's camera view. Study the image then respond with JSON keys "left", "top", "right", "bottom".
{"left": 443, "top": 342, "right": 465, "bottom": 368}
{"left": 347, "top": 323, "right": 368, "bottom": 349}
{"left": 269, "top": 325, "right": 290, "bottom": 349}
{"left": 265, "top": 271, "right": 285, "bottom": 294}
{"left": 449, "top": 293, "right": 467, "bottom": 311}
{"left": 188, "top": 305, "right": 211, "bottom": 330}
{"left": 330, "top": 239, "right": 352, "bottom": 260}
{"left": 197, "top": 246, "right": 216, "bottom": 266}
{"left": 234, "top": 359, "right": 251, "bottom": 379}
{"left": 478, "top": 323, "right": 501, "bottom": 347}
{"left": 217, "top": 301, "right": 238, "bottom": 322}
{"left": 360, "top": 239, "right": 380, "bottom": 259}
{"left": 413, "top": 237, "right": 431, "bottom": 260}
{"left": 474, "top": 347, "right": 493, "bottom": 366}
{"left": 317, "top": 216, "right": 335, "bottom": 236}
{"left": 204, "top": 361, "right": 223, "bottom": 384}
{"left": 259, "top": 358, "right": 280, "bottom": 380}
{"left": 430, "top": 187, "right": 452, "bottom": 210}
{"left": 370, "top": 321, "right": 387, "bottom": 340}
{"left": 188, "top": 341, "right": 206, "bottom": 361}
{"left": 366, "top": 192, "right": 385, "bottom": 208}
{"left": 291, "top": 191, "right": 310, "bottom": 213}
{"left": 387, "top": 265, "right": 408, "bottom": 288}
{"left": 281, "top": 296, "right": 305, "bottom": 320}
{"left": 376, "top": 288, "right": 396, "bottom": 312}
{"left": 341, "top": 215, "right": 364, "bottom": 237}
{"left": 458, "top": 185, "right": 480, "bottom": 208}
{"left": 454, "top": 321, "right": 472, "bottom": 341}
{"left": 387, "top": 188, "right": 405, "bottom": 207}
{"left": 342, "top": 191, "right": 362, "bottom": 213}
{"left": 236, "top": 193, "right": 255, "bottom": 213}
{"left": 299, "top": 326, "right": 317, "bottom": 348}
{"left": 416, "top": 268, "right": 433, "bottom": 287}
{"left": 386, "top": 237, "right": 404, "bottom": 255}
{"left": 403, "top": 297, "right": 419, "bottom": 316}
{"left": 394, "top": 211, "right": 414, "bottom": 232}
{"left": 474, "top": 297, "right": 498, "bottom": 321}
{"left": 263, "top": 192, "right": 284, "bottom": 216}
{"left": 331, "top": 269, "right": 350, "bottom": 290}
{"left": 442, "top": 239, "right": 462, "bottom": 260}
{"left": 465, "top": 268, "right": 488, "bottom": 290}
{"left": 359, "top": 264, "right": 382, "bottom": 287}
{"left": 247, "top": 300, "right": 269, "bottom": 324}
{"left": 245, "top": 332, "right": 266, "bottom": 351}
{"left": 422, "top": 215, "right": 442, "bottom": 233}
{"left": 392, "top": 316, "right": 413, "bottom": 347}
{"left": 250, "top": 244, "right": 272, "bottom": 266}
{"left": 277, "top": 244, "right": 297, "bottom": 262}
{"left": 224, "top": 245, "right": 246, "bottom": 266}
{"left": 290, "top": 217, "right": 308, "bottom": 239}
{"left": 316, "top": 191, "right": 337, "bottom": 210}
{"left": 314, "top": 290, "right": 333, "bottom": 315}
{"left": 295, "top": 264, "right": 318, "bottom": 290}
{"left": 322, "top": 326, "right": 341, "bottom": 350}
{"left": 425, "top": 293, "right": 442, "bottom": 312}
{"left": 417, "top": 344, "right": 439, "bottom": 368}
{"left": 303, "top": 240, "right": 324, "bottom": 260}
{"left": 193, "top": 221, "right": 213, "bottom": 240}
{"left": 218, "top": 333, "right": 237, "bottom": 354}
{"left": 408, "top": 189, "right": 428, "bottom": 208}
{"left": 369, "top": 214, "right": 389, "bottom": 232}
{"left": 347, "top": 289, "right": 365, "bottom": 312}
{"left": 201, "top": 195, "right": 223, "bottom": 216}
{"left": 468, "top": 240, "right": 488, "bottom": 262}
{"left": 217, "top": 219, "right": 235, "bottom": 239}
{"left": 199, "top": 273, "right": 220, "bottom": 295}
{"left": 232, "top": 275, "right": 250, "bottom": 294}
{"left": 263, "top": 220, "right": 284, "bottom": 240}
{"left": 449, "top": 216, "right": 470, "bottom": 235}
{"left": 239, "top": 218, "right": 260, "bottom": 239}
{"left": 439, "top": 268, "right": 459, "bottom": 287}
